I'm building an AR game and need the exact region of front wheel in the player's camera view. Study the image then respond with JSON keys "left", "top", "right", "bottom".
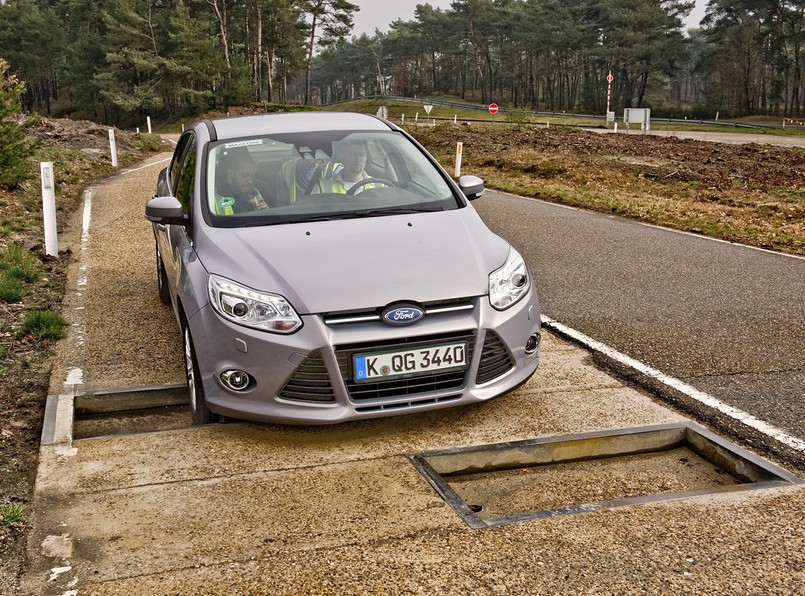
{"left": 183, "top": 324, "right": 216, "bottom": 424}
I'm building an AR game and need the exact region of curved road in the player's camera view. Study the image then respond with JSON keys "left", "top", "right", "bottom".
{"left": 474, "top": 192, "right": 805, "bottom": 446}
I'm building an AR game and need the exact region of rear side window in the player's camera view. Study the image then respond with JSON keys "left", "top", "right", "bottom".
{"left": 175, "top": 136, "right": 197, "bottom": 214}
{"left": 169, "top": 133, "right": 193, "bottom": 195}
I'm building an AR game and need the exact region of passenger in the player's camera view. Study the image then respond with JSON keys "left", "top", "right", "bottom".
{"left": 314, "top": 139, "right": 375, "bottom": 194}
{"left": 214, "top": 150, "right": 269, "bottom": 215}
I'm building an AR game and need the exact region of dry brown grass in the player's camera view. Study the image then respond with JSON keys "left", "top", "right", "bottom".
{"left": 411, "top": 124, "right": 805, "bottom": 255}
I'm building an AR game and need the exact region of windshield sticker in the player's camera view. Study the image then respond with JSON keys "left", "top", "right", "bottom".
{"left": 218, "top": 196, "right": 236, "bottom": 207}
{"left": 223, "top": 140, "right": 263, "bottom": 149}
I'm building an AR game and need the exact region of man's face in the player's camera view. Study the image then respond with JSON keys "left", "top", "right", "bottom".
{"left": 227, "top": 163, "right": 257, "bottom": 196}
{"left": 341, "top": 144, "right": 367, "bottom": 177}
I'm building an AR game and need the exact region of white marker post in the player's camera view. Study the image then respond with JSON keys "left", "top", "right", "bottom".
{"left": 147, "top": 116, "right": 152, "bottom": 134}
{"left": 454, "top": 142, "right": 463, "bottom": 178}
{"left": 40, "top": 162, "right": 58, "bottom": 257}
{"left": 108, "top": 128, "right": 118, "bottom": 167}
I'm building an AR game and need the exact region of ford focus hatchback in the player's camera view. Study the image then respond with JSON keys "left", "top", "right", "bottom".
{"left": 146, "top": 112, "right": 540, "bottom": 424}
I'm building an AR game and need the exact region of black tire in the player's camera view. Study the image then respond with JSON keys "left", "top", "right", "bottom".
{"left": 156, "top": 243, "right": 171, "bottom": 305}
{"left": 183, "top": 324, "right": 216, "bottom": 425}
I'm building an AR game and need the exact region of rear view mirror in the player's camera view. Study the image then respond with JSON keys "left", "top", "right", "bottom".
{"left": 458, "top": 175, "right": 485, "bottom": 200}
{"left": 145, "top": 196, "right": 188, "bottom": 225}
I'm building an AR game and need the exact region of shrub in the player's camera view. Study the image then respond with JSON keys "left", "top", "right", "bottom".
{"left": 0, "top": 58, "right": 33, "bottom": 189}
{"left": 0, "top": 502, "right": 28, "bottom": 525}
{"left": 17, "top": 309, "right": 67, "bottom": 339}
{"left": 0, "top": 244, "right": 41, "bottom": 303}
{"left": 0, "top": 244, "right": 42, "bottom": 283}
{"left": 0, "top": 276, "right": 26, "bottom": 303}
{"left": 505, "top": 108, "right": 532, "bottom": 128}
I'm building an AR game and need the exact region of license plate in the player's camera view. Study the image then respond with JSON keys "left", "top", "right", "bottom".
{"left": 354, "top": 342, "right": 468, "bottom": 382}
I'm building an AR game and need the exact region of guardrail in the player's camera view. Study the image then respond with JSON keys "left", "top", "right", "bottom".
{"left": 325, "top": 95, "right": 805, "bottom": 131}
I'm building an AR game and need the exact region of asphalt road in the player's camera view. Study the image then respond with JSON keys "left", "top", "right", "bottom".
{"left": 473, "top": 191, "right": 805, "bottom": 444}
{"left": 592, "top": 128, "right": 805, "bottom": 148}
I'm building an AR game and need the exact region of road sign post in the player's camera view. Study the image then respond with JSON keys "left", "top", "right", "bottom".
{"left": 606, "top": 71, "right": 614, "bottom": 127}
{"left": 40, "top": 162, "right": 58, "bottom": 257}
{"left": 108, "top": 129, "right": 118, "bottom": 167}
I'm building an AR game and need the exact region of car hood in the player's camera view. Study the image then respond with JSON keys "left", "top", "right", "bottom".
{"left": 195, "top": 209, "right": 510, "bottom": 314}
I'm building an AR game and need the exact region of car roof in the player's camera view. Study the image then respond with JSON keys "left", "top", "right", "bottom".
{"left": 205, "top": 112, "right": 394, "bottom": 140}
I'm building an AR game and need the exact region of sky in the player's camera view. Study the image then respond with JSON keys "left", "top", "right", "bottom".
{"left": 351, "top": 1, "right": 709, "bottom": 38}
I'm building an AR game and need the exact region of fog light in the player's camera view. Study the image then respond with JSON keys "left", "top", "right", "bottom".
{"left": 221, "top": 369, "right": 251, "bottom": 391}
{"left": 525, "top": 333, "right": 540, "bottom": 354}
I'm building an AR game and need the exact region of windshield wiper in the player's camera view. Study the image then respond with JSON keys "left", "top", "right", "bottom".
{"left": 348, "top": 206, "right": 445, "bottom": 218}
{"left": 240, "top": 215, "right": 339, "bottom": 226}
{"left": 237, "top": 207, "right": 444, "bottom": 226}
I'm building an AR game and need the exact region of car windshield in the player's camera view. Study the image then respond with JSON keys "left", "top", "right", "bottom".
{"left": 205, "top": 130, "right": 460, "bottom": 226}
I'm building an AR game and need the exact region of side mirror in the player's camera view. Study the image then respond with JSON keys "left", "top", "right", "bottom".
{"left": 145, "top": 195, "right": 189, "bottom": 225}
{"left": 458, "top": 175, "right": 485, "bottom": 201}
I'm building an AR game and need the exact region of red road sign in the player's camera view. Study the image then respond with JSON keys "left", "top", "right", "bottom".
{"left": 488, "top": 103, "right": 499, "bottom": 114}
{"left": 607, "top": 73, "right": 613, "bottom": 82}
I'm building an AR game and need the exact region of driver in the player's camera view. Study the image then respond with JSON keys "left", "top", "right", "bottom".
{"left": 214, "top": 149, "right": 269, "bottom": 215}
{"left": 314, "top": 139, "right": 376, "bottom": 194}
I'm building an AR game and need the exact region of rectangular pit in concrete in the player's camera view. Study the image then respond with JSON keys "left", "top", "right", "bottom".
{"left": 42, "top": 384, "right": 191, "bottom": 444}
{"left": 408, "top": 423, "right": 802, "bottom": 529}
{"left": 73, "top": 384, "right": 191, "bottom": 439}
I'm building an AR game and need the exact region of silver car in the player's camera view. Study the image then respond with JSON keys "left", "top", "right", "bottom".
{"left": 146, "top": 112, "right": 540, "bottom": 424}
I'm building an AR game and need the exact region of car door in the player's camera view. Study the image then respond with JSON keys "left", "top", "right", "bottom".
{"left": 158, "top": 133, "right": 197, "bottom": 295}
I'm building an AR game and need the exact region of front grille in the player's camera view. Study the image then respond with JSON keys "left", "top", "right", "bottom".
{"left": 278, "top": 351, "right": 336, "bottom": 403}
{"left": 475, "top": 331, "right": 515, "bottom": 384}
{"left": 336, "top": 332, "right": 476, "bottom": 402}
{"left": 323, "top": 298, "right": 475, "bottom": 326}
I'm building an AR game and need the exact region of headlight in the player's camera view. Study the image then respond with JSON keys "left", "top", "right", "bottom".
{"left": 208, "top": 274, "right": 302, "bottom": 334}
{"left": 489, "top": 248, "right": 530, "bottom": 310}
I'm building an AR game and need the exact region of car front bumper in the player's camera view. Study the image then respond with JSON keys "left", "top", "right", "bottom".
{"left": 187, "top": 291, "right": 541, "bottom": 424}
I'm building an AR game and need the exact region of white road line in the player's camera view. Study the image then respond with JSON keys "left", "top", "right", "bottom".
{"left": 541, "top": 315, "right": 805, "bottom": 454}
{"left": 121, "top": 156, "right": 171, "bottom": 175}
{"left": 63, "top": 190, "right": 94, "bottom": 397}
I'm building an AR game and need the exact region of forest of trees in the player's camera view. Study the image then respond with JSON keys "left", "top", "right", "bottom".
{"left": 0, "top": 0, "right": 803, "bottom": 125}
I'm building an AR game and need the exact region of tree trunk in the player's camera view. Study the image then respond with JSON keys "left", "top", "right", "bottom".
{"left": 208, "top": 0, "right": 231, "bottom": 68}
{"left": 305, "top": 13, "right": 318, "bottom": 104}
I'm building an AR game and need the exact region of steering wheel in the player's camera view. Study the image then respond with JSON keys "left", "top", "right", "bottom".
{"left": 347, "top": 178, "right": 397, "bottom": 195}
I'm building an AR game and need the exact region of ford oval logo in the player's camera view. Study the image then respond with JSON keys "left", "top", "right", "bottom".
{"left": 382, "top": 305, "right": 424, "bottom": 326}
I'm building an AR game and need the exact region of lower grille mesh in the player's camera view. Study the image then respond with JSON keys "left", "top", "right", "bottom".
{"left": 476, "top": 331, "right": 515, "bottom": 384}
{"left": 278, "top": 351, "right": 336, "bottom": 402}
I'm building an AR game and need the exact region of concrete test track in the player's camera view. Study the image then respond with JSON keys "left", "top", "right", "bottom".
{"left": 23, "top": 148, "right": 805, "bottom": 594}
